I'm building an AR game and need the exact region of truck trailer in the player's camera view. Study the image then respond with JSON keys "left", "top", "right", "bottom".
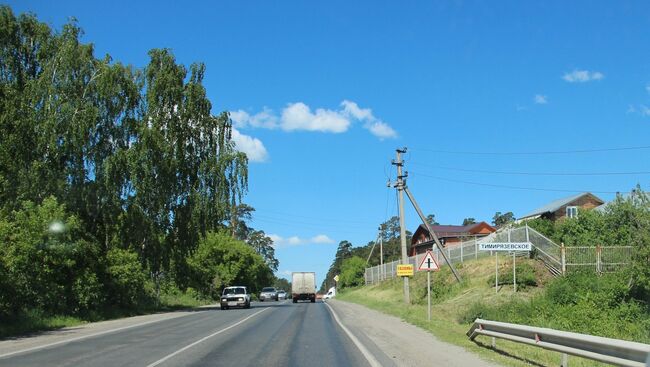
{"left": 291, "top": 272, "right": 316, "bottom": 303}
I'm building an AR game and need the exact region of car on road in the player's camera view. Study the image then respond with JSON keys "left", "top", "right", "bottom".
{"left": 259, "top": 287, "right": 279, "bottom": 301}
{"left": 220, "top": 286, "right": 251, "bottom": 309}
{"left": 323, "top": 287, "right": 336, "bottom": 300}
{"left": 277, "top": 289, "right": 287, "bottom": 300}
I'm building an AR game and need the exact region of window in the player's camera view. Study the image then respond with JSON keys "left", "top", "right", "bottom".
{"left": 566, "top": 206, "right": 578, "bottom": 218}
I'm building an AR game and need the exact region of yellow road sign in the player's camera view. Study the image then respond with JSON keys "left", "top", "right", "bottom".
{"left": 396, "top": 264, "right": 414, "bottom": 277}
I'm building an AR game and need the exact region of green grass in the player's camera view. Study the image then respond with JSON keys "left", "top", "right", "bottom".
{"left": 0, "top": 310, "right": 88, "bottom": 338}
{"left": 338, "top": 256, "right": 635, "bottom": 367}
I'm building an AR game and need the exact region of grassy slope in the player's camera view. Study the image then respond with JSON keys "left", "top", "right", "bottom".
{"left": 337, "top": 256, "right": 612, "bottom": 367}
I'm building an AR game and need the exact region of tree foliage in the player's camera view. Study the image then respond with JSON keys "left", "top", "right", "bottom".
{"left": 0, "top": 6, "right": 274, "bottom": 320}
{"left": 462, "top": 217, "right": 476, "bottom": 226}
{"left": 525, "top": 187, "right": 650, "bottom": 299}
{"left": 320, "top": 216, "right": 413, "bottom": 291}
{"left": 425, "top": 214, "right": 439, "bottom": 226}
{"left": 339, "top": 256, "right": 366, "bottom": 288}
{"left": 188, "top": 231, "right": 273, "bottom": 299}
{"left": 492, "top": 211, "right": 514, "bottom": 227}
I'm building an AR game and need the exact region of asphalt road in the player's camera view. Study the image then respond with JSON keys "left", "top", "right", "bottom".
{"left": 0, "top": 300, "right": 390, "bottom": 367}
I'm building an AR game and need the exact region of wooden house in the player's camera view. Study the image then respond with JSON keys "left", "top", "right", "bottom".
{"left": 410, "top": 222, "right": 496, "bottom": 256}
{"left": 517, "top": 192, "right": 604, "bottom": 222}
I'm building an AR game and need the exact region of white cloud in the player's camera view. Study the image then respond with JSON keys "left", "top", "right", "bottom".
{"left": 230, "top": 108, "right": 278, "bottom": 129}
{"left": 641, "top": 105, "right": 650, "bottom": 117}
{"left": 534, "top": 94, "right": 548, "bottom": 104}
{"left": 269, "top": 233, "right": 336, "bottom": 247}
{"left": 365, "top": 121, "right": 398, "bottom": 139}
{"left": 231, "top": 128, "right": 269, "bottom": 162}
{"left": 340, "top": 100, "right": 398, "bottom": 139}
{"left": 562, "top": 70, "right": 604, "bottom": 83}
{"left": 341, "top": 100, "right": 373, "bottom": 120}
{"left": 626, "top": 104, "right": 650, "bottom": 117}
{"left": 230, "top": 100, "right": 397, "bottom": 139}
{"left": 281, "top": 102, "right": 350, "bottom": 133}
{"left": 311, "top": 234, "right": 335, "bottom": 244}
{"left": 646, "top": 85, "right": 650, "bottom": 94}
{"left": 627, "top": 105, "right": 637, "bottom": 114}
{"left": 229, "top": 110, "right": 250, "bottom": 128}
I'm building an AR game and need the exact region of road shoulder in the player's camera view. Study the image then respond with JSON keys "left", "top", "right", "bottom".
{"left": 0, "top": 305, "right": 218, "bottom": 358}
{"left": 326, "top": 299, "right": 501, "bottom": 367}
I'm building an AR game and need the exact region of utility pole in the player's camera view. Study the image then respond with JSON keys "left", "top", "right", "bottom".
{"left": 392, "top": 147, "right": 410, "bottom": 304}
{"left": 379, "top": 226, "right": 384, "bottom": 280}
{"left": 404, "top": 186, "right": 463, "bottom": 283}
{"left": 386, "top": 146, "right": 463, "bottom": 283}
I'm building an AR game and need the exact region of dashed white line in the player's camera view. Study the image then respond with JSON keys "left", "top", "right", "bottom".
{"left": 146, "top": 307, "right": 270, "bottom": 367}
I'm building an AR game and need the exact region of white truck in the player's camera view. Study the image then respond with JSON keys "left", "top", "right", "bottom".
{"left": 292, "top": 272, "right": 316, "bottom": 303}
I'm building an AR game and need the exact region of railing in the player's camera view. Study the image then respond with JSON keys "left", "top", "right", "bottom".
{"left": 364, "top": 225, "right": 634, "bottom": 285}
{"left": 364, "top": 235, "right": 496, "bottom": 285}
{"left": 467, "top": 318, "right": 650, "bottom": 367}
{"left": 565, "top": 246, "right": 634, "bottom": 273}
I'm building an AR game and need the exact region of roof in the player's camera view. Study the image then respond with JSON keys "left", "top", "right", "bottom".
{"left": 413, "top": 222, "right": 494, "bottom": 238}
{"left": 519, "top": 192, "right": 603, "bottom": 220}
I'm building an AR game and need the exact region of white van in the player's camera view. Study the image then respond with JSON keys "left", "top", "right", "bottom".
{"left": 323, "top": 287, "right": 336, "bottom": 299}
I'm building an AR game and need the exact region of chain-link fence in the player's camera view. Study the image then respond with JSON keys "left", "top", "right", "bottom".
{"left": 564, "top": 246, "right": 634, "bottom": 273}
{"left": 364, "top": 225, "right": 634, "bottom": 285}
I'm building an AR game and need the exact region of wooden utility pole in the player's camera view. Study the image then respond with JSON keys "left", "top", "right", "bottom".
{"left": 392, "top": 148, "right": 410, "bottom": 304}
{"left": 404, "top": 186, "right": 463, "bottom": 283}
{"left": 379, "top": 227, "right": 384, "bottom": 280}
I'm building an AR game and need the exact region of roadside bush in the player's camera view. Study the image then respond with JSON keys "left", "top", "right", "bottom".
{"left": 524, "top": 188, "right": 650, "bottom": 300}
{"left": 188, "top": 231, "right": 273, "bottom": 299}
{"left": 0, "top": 197, "right": 105, "bottom": 315}
{"left": 461, "top": 270, "right": 650, "bottom": 342}
{"left": 339, "top": 256, "right": 366, "bottom": 288}
{"left": 105, "top": 248, "right": 152, "bottom": 309}
{"left": 546, "top": 271, "right": 631, "bottom": 307}
{"left": 413, "top": 267, "right": 468, "bottom": 305}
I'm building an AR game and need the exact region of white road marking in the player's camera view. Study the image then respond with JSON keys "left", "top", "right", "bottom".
{"left": 146, "top": 307, "right": 270, "bottom": 367}
{"left": 0, "top": 311, "right": 207, "bottom": 359}
{"left": 324, "top": 302, "right": 382, "bottom": 367}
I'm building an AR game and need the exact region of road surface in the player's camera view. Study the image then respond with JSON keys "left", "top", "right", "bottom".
{"left": 0, "top": 300, "right": 499, "bottom": 367}
{"left": 0, "top": 301, "right": 389, "bottom": 367}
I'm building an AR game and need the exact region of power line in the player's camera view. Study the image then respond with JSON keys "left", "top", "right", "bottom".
{"left": 410, "top": 145, "right": 650, "bottom": 156}
{"left": 253, "top": 214, "right": 370, "bottom": 230}
{"left": 251, "top": 216, "right": 365, "bottom": 235}
{"left": 410, "top": 162, "right": 650, "bottom": 176}
{"left": 410, "top": 171, "right": 620, "bottom": 194}
{"left": 254, "top": 210, "right": 375, "bottom": 225}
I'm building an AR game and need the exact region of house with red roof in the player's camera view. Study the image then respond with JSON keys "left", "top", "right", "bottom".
{"left": 410, "top": 222, "right": 496, "bottom": 256}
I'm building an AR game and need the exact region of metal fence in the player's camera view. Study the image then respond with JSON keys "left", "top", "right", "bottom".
{"left": 364, "top": 226, "right": 634, "bottom": 285}
{"left": 564, "top": 246, "right": 634, "bottom": 273}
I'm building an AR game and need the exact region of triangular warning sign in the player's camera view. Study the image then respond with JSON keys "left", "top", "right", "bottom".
{"left": 417, "top": 250, "right": 440, "bottom": 271}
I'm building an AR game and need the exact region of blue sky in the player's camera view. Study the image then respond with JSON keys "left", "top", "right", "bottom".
{"left": 8, "top": 1, "right": 650, "bottom": 284}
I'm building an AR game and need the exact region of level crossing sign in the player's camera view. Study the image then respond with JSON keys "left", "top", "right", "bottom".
{"left": 417, "top": 250, "right": 440, "bottom": 271}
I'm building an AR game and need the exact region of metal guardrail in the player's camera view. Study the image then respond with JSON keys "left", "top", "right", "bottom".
{"left": 467, "top": 318, "right": 650, "bottom": 367}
